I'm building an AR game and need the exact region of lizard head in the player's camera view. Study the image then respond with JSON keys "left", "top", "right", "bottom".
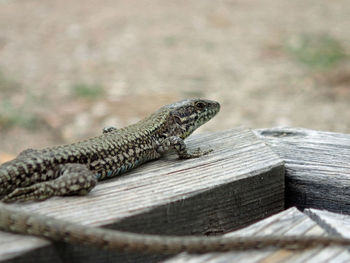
{"left": 165, "top": 98, "right": 220, "bottom": 139}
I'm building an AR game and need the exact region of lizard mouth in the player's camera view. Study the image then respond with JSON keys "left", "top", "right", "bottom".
{"left": 199, "top": 100, "right": 221, "bottom": 123}
{"left": 180, "top": 99, "right": 220, "bottom": 139}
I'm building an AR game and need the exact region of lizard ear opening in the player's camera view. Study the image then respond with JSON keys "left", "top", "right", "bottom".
{"left": 173, "top": 115, "right": 182, "bottom": 125}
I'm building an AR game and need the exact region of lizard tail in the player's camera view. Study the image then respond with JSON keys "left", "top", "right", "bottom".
{"left": 1, "top": 203, "right": 350, "bottom": 254}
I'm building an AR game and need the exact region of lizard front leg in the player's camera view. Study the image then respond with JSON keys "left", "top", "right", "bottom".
{"left": 156, "top": 136, "right": 212, "bottom": 159}
{"left": 2, "top": 164, "right": 97, "bottom": 202}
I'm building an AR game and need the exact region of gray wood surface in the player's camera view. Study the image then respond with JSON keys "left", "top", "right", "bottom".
{"left": 254, "top": 127, "right": 350, "bottom": 213}
{"left": 164, "top": 207, "right": 350, "bottom": 263}
{"left": 305, "top": 208, "right": 350, "bottom": 237}
{"left": 0, "top": 128, "right": 284, "bottom": 263}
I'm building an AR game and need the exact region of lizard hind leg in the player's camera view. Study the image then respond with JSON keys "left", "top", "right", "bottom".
{"left": 2, "top": 164, "right": 97, "bottom": 202}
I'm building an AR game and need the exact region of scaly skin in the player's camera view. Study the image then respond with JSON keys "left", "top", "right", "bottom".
{"left": 1, "top": 202, "right": 350, "bottom": 254}
{"left": 0, "top": 98, "right": 220, "bottom": 202}
{"left": 0, "top": 98, "right": 349, "bottom": 254}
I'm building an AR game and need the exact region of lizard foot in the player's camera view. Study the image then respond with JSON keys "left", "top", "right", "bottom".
{"left": 157, "top": 136, "right": 214, "bottom": 159}
{"left": 2, "top": 183, "right": 54, "bottom": 202}
{"left": 2, "top": 164, "right": 97, "bottom": 202}
{"left": 179, "top": 148, "right": 213, "bottom": 159}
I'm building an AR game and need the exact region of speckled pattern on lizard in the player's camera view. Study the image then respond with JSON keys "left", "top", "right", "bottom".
{"left": 0, "top": 98, "right": 220, "bottom": 202}
{"left": 0, "top": 98, "right": 350, "bottom": 254}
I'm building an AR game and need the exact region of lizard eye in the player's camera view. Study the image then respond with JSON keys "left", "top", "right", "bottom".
{"left": 195, "top": 101, "right": 206, "bottom": 110}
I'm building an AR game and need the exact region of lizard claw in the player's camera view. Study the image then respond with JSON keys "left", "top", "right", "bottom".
{"left": 1, "top": 181, "right": 92, "bottom": 202}
{"left": 180, "top": 148, "right": 213, "bottom": 159}
{"left": 2, "top": 184, "right": 51, "bottom": 202}
{"left": 2, "top": 165, "right": 97, "bottom": 202}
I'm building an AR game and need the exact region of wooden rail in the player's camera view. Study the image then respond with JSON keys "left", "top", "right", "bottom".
{"left": 0, "top": 127, "right": 349, "bottom": 262}
{"left": 255, "top": 127, "right": 350, "bottom": 213}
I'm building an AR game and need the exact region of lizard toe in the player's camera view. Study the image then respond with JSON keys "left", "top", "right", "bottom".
{"left": 1, "top": 185, "right": 50, "bottom": 202}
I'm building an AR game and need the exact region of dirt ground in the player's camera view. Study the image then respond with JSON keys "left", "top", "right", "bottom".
{"left": 0, "top": 0, "right": 349, "bottom": 160}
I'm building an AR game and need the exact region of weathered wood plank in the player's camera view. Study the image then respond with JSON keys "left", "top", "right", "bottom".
{"left": 164, "top": 207, "right": 350, "bottom": 263}
{"left": 305, "top": 208, "right": 350, "bottom": 237}
{"left": 0, "top": 128, "right": 284, "bottom": 263}
{"left": 254, "top": 128, "right": 350, "bottom": 213}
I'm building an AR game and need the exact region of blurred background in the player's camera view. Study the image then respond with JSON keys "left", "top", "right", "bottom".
{"left": 0, "top": 0, "right": 349, "bottom": 161}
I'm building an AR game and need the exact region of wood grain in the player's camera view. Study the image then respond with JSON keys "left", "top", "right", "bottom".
{"left": 305, "top": 208, "right": 350, "bottom": 237}
{"left": 165, "top": 207, "right": 350, "bottom": 263}
{"left": 254, "top": 127, "right": 350, "bottom": 213}
{"left": 0, "top": 128, "right": 284, "bottom": 263}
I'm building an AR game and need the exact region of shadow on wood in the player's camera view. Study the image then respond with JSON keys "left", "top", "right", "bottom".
{"left": 255, "top": 127, "right": 350, "bottom": 213}
{"left": 0, "top": 129, "right": 284, "bottom": 263}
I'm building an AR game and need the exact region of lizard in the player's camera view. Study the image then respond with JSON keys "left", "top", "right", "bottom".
{"left": 0, "top": 98, "right": 350, "bottom": 254}
{"left": 0, "top": 98, "right": 220, "bottom": 202}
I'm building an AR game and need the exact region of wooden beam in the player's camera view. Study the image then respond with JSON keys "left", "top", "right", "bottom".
{"left": 165, "top": 207, "right": 350, "bottom": 263}
{"left": 255, "top": 128, "right": 350, "bottom": 213}
{"left": 305, "top": 208, "right": 350, "bottom": 237}
{"left": 0, "top": 129, "right": 284, "bottom": 262}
